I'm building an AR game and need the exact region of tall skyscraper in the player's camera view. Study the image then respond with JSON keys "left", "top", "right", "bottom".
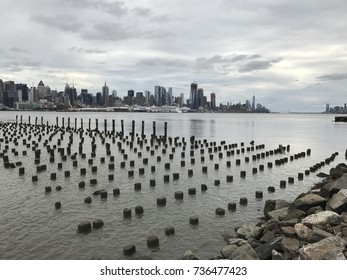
{"left": 37, "top": 80, "right": 46, "bottom": 99}
{"left": 4, "top": 81, "right": 16, "bottom": 108}
{"left": 210, "top": 92, "right": 216, "bottom": 110}
{"left": 197, "top": 88, "right": 204, "bottom": 108}
{"left": 252, "top": 95, "right": 255, "bottom": 111}
{"left": 102, "top": 82, "right": 109, "bottom": 107}
{"left": 154, "top": 86, "right": 166, "bottom": 106}
{"left": 0, "top": 79, "right": 4, "bottom": 104}
{"left": 167, "top": 87, "right": 173, "bottom": 106}
{"left": 16, "top": 84, "right": 28, "bottom": 102}
{"left": 190, "top": 83, "right": 198, "bottom": 108}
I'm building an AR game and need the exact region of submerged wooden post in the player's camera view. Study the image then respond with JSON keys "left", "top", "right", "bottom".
{"left": 121, "top": 120, "right": 124, "bottom": 136}
{"left": 75, "top": 118, "right": 77, "bottom": 129}
{"left": 132, "top": 120, "right": 135, "bottom": 140}
{"left": 16, "top": 115, "right": 18, "bottom": 124}
{"left": 88, "top": 118, "right": 91, "bottom": 130}
{"left": 141, "top": 121, "right": 145, "bottom": 138}
{"left": 112, "top": 119, "right": 115, "bottom": 134}
{"left": 164, "top": 122, "right": 167, "bottom": 139}
{"left": 28, "top": 116, "right": 31, "bottom": 124}
{"left": 153, "top": 121, "right": 156, "bottom": 138}
{"left": 56, "top": 116, "right": 58, "bottom": 127}
{"left": 95, "top": 119, "right": 98, "bottom": 131}
{"left": 67, "top": 117, "right": 70, "bottom": 128}
{"left": 41, "top": 117, "right": 43, "bottom": 125}
{"left": 20, "top": 115, "right": 22, "bottom": 124}
{"left": 62, "top": 117, "right": 65, "bottom": 128}
{"left": 104, "top": 119, "right": 107, "bottom": 133}
{"left": 81, "top": 118, "right": 83, "bottom": 130}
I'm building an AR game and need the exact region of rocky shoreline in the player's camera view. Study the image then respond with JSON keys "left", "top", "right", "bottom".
{"left": 183, "top": 162, "right": 347, "bottom": 260}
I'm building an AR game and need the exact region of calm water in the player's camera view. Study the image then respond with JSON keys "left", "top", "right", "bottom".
{"left": 0, "top": 111, "right": 346, "bottom": 260}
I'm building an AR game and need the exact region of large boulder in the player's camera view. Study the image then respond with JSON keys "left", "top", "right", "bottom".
{"left": 220, "top": 244, "right": 238, "bottom": 259}
{"left": 254, "top": 237, "right": 282, "bottom": 260}
{"left": 229, "top": 243, "right": 259, "bottom": 260}
{"left": 294, "top": 223, "right": 312, "bottom": 240}
{"left": 301, "top": 210, "right": 341, "bottom": 226}
{"left": 330, "top": 163, "right": 347, "bottom": 179}
{"left": 289, "top": 193, "right": 326, "bottom": 212}
{"left": 307, "top": 227, "right": 335, "bottom": 243}
{"left": 281, "top": 237, "right": 300, "bottom": 253}
{"left": 326, "top": 189, "right": 347, "bottom": 214}
{"left": 264, "top": 199, "right": 291, "bottom": 217}
{"left": 236, "top": 224, "right": 263, "bottom": 240}
{"left": 322, "top": 174, "right": 347, "bottom": 197}
{"left": 299, "top": 236, "right": 347, "bottom": 260}
{"left": 267, "top": 207, "right": 306, "bottom": 221}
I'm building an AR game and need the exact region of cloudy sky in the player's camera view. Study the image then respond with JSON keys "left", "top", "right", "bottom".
{"left": 1, "top": 0, "right": 347, "bottom": 112}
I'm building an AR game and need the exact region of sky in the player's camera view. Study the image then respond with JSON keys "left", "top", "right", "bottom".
{"left": 1, "top": 0, "right": 347, "bottom": 112}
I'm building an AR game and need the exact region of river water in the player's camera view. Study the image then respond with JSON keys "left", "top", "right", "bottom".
{"left": 0, "top": 111, "right": 346, "bottom": 260}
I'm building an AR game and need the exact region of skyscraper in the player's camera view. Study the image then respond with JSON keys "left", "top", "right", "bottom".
{"left": 102, "top": 82, "right": 109, "bottom": 107}
{"left": 154, "top": 86, "right": 166, "bottom": 106}
{"left": 0, "top": 79, "right": 4, "bottom": 104}
{"left": 4, "top": 81, "right": 16, "bottom": 108}
{"left": 189, "top": 83, "right": 198, "bottom": 108}
{"left": 37, "top": 80, "right": 46, "bottom": 99}
{"left": 210, "top": 92, "right": 216, "bottom": 110}
{"left": 252, "top": 95, "right": 255, "bottom": 111}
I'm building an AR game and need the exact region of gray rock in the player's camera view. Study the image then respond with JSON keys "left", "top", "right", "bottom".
{"left": 307, "top": 206, "right": 324, "bottom": 215}
{"left": 289, "top": 193, "right": 326, "bottom": 212}
{"left": 267, "top": 207, "right": 306, "bottom": 221}
{"left": 229, "top": 243, "right": 259, "bottom": 260}
{"left": 247, "top": 238, "right": 262, "bottom": 248}
{"left": 280, "top": 226, "right": 296, "bottom": 237}
{"left": 272, "top": 249, "right": 284, "bottom": 260}
{"left": 264, "top": 199, "right": 291, "bottom": 217}
{"left": 236, "top": 224, "right": 263, "bottom": 240}
{"left": 326, "top": 189, "right": 347, "bottom": 214}
{"left": 317, "top": 172, "right": 329, "bottom": 178}
{"left": 255, "top": 237, "right": 282, "bottom": 260}
{"left": 307, "top": 227, "right": 335, "bottom": 243}
{"left": 182, "top": 249, "right": 200, "bottom": 260}
{"left": 228, "top": 238, "right": 248, "bottom": 246}
{"left": 294, "top": 223, "right": 312, "bottom": 240}
{"left": 220, "top": 244, "right": 238, "bottom": 259}
{"left": 301, "top": 210, "right": 342, "bottom": 226}
{"left": 260, "top": 230, "right": 276, "bottom": 243}
{"left": 330, "top": 164, "right": 347, "bottom": 179}
{"left": 299, "top": 236, "right": 347, "bottom": 260}
{"left": 281, "top": 237, "right": 300, "bottom": 253}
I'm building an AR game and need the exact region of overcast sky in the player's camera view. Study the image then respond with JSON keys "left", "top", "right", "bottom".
{"left": 1, "top": 0, "right": 347, "bottom": 112}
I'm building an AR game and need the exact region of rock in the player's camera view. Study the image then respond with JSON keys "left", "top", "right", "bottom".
{"left": 264, "top": 199, "right": 291, "bottom": 217}
{"left": 301, "top": 210, "right": 342, "bottom": 226}
{"left": 299, "top": 236, "right": 347, "bottom": 260}
{"left": 281, "top": 237, "right": 300, "bottom": 253}
{"left": 294, "top": 223, "right": 312, "bottom": 240}
{"left": 247, "top": 238, "right": 262, "bottom": 248}
{"left": 220, "top": 244, "right": 238, "bottom": 258}
{"left": 326, "top": 189, "right": 347, "bottom": 214}
{"left": 228, "top": 238, "right": 248, "bottom": 246}
{"left": 307, "top": 206, "right": 324, "bottom": 215}
{"left": 340, "top": 212, "right": 347, "bottom": 223}
{"left": 272, "top": 249, "right": 284, "bottom": 260}
{"left": 236, "top": 224, "right": 263, "bottom": 240}
{"left": 280, "top": 226, "right": 296, "bottom": 237}
{"left": 267, "top": 207, "right": 306, "bottom": 221}
{"left": 327, "top": 174, "right": 347, "bottom": 196}
{"left": 307, "top": 227, "right": 335, "bottom": 243}
{"left": 182, "top": 249, "right": 199, "bottom": 260}
{"left": 289, "top": 193, "right": 326, "bottom": 212}
{"left": 229, "top": 243, "right": 259, "bottom": 260}
{"left": 330, "top": 164, "right": 347, "bottom": 179}
{"left": 254, "top": 237, "right": 282, "bottom": 260}
{"left": 317, "top": 172, "right": 329, "bottom": 178}
{"left": 260, "top": 230, "right": 276, "bottom": 243}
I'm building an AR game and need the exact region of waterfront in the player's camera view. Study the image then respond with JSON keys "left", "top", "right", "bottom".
{"left": 0, "top": 112, "right": 346, "bottom": 260}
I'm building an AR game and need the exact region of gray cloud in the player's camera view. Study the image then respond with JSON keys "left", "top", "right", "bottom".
{"left": 33, "top": 15, "right": 84, "bottom": 32}
{"left": 239, "top": 58, "right": 282, "bottom": 73}
{"left": 10, "top": 47, "right": 28, "bottom": 53}
{"left": 317, "top": 73, "right": 347, "bottom": 81}
{"left": 81, "top": 22, "right": 134, "bottom": 41}
{"left": 68, "top": 47, "right": 107, "bottom": 54}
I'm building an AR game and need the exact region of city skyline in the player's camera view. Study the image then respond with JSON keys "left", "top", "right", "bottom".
{"left": 1, "top": 0, "right": 347, "bottom": 112}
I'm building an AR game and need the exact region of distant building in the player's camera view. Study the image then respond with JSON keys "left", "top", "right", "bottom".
{"left": 210, "top": 92, "right": 216, "bottom": 110}
{"left": 154, "top": 86, "right": 166, "bottom": 106}
{"left": 0, "top": 79, "right": 4, "bottom": 104}
{"left": 16, "top": 84, "right": 28, "bottom": 102}
{"left": 4, "top": 81, "right": 16, "bottom": 108}
{"left": 189, "top": 83, "right": 198, "bottom": 109}
{"left": 326, "top": 103, "right": 330, "bottom": 113}
{"left": 102, "top": 82, "right": 109, "bottom": 107}
{"left": 37, "top": 80, "right": 47, "bottom": 100}
{"left": 252, "top": 95, "right": 255, "bottom": 111}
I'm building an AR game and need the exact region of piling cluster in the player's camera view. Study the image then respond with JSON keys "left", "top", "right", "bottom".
{"left": 0, "top": 116, "right": 342, "bottom": 259}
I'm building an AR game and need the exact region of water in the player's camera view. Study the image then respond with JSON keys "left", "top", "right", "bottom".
{"left": 0, "top": 111, "right": 346, "bottom": 260}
